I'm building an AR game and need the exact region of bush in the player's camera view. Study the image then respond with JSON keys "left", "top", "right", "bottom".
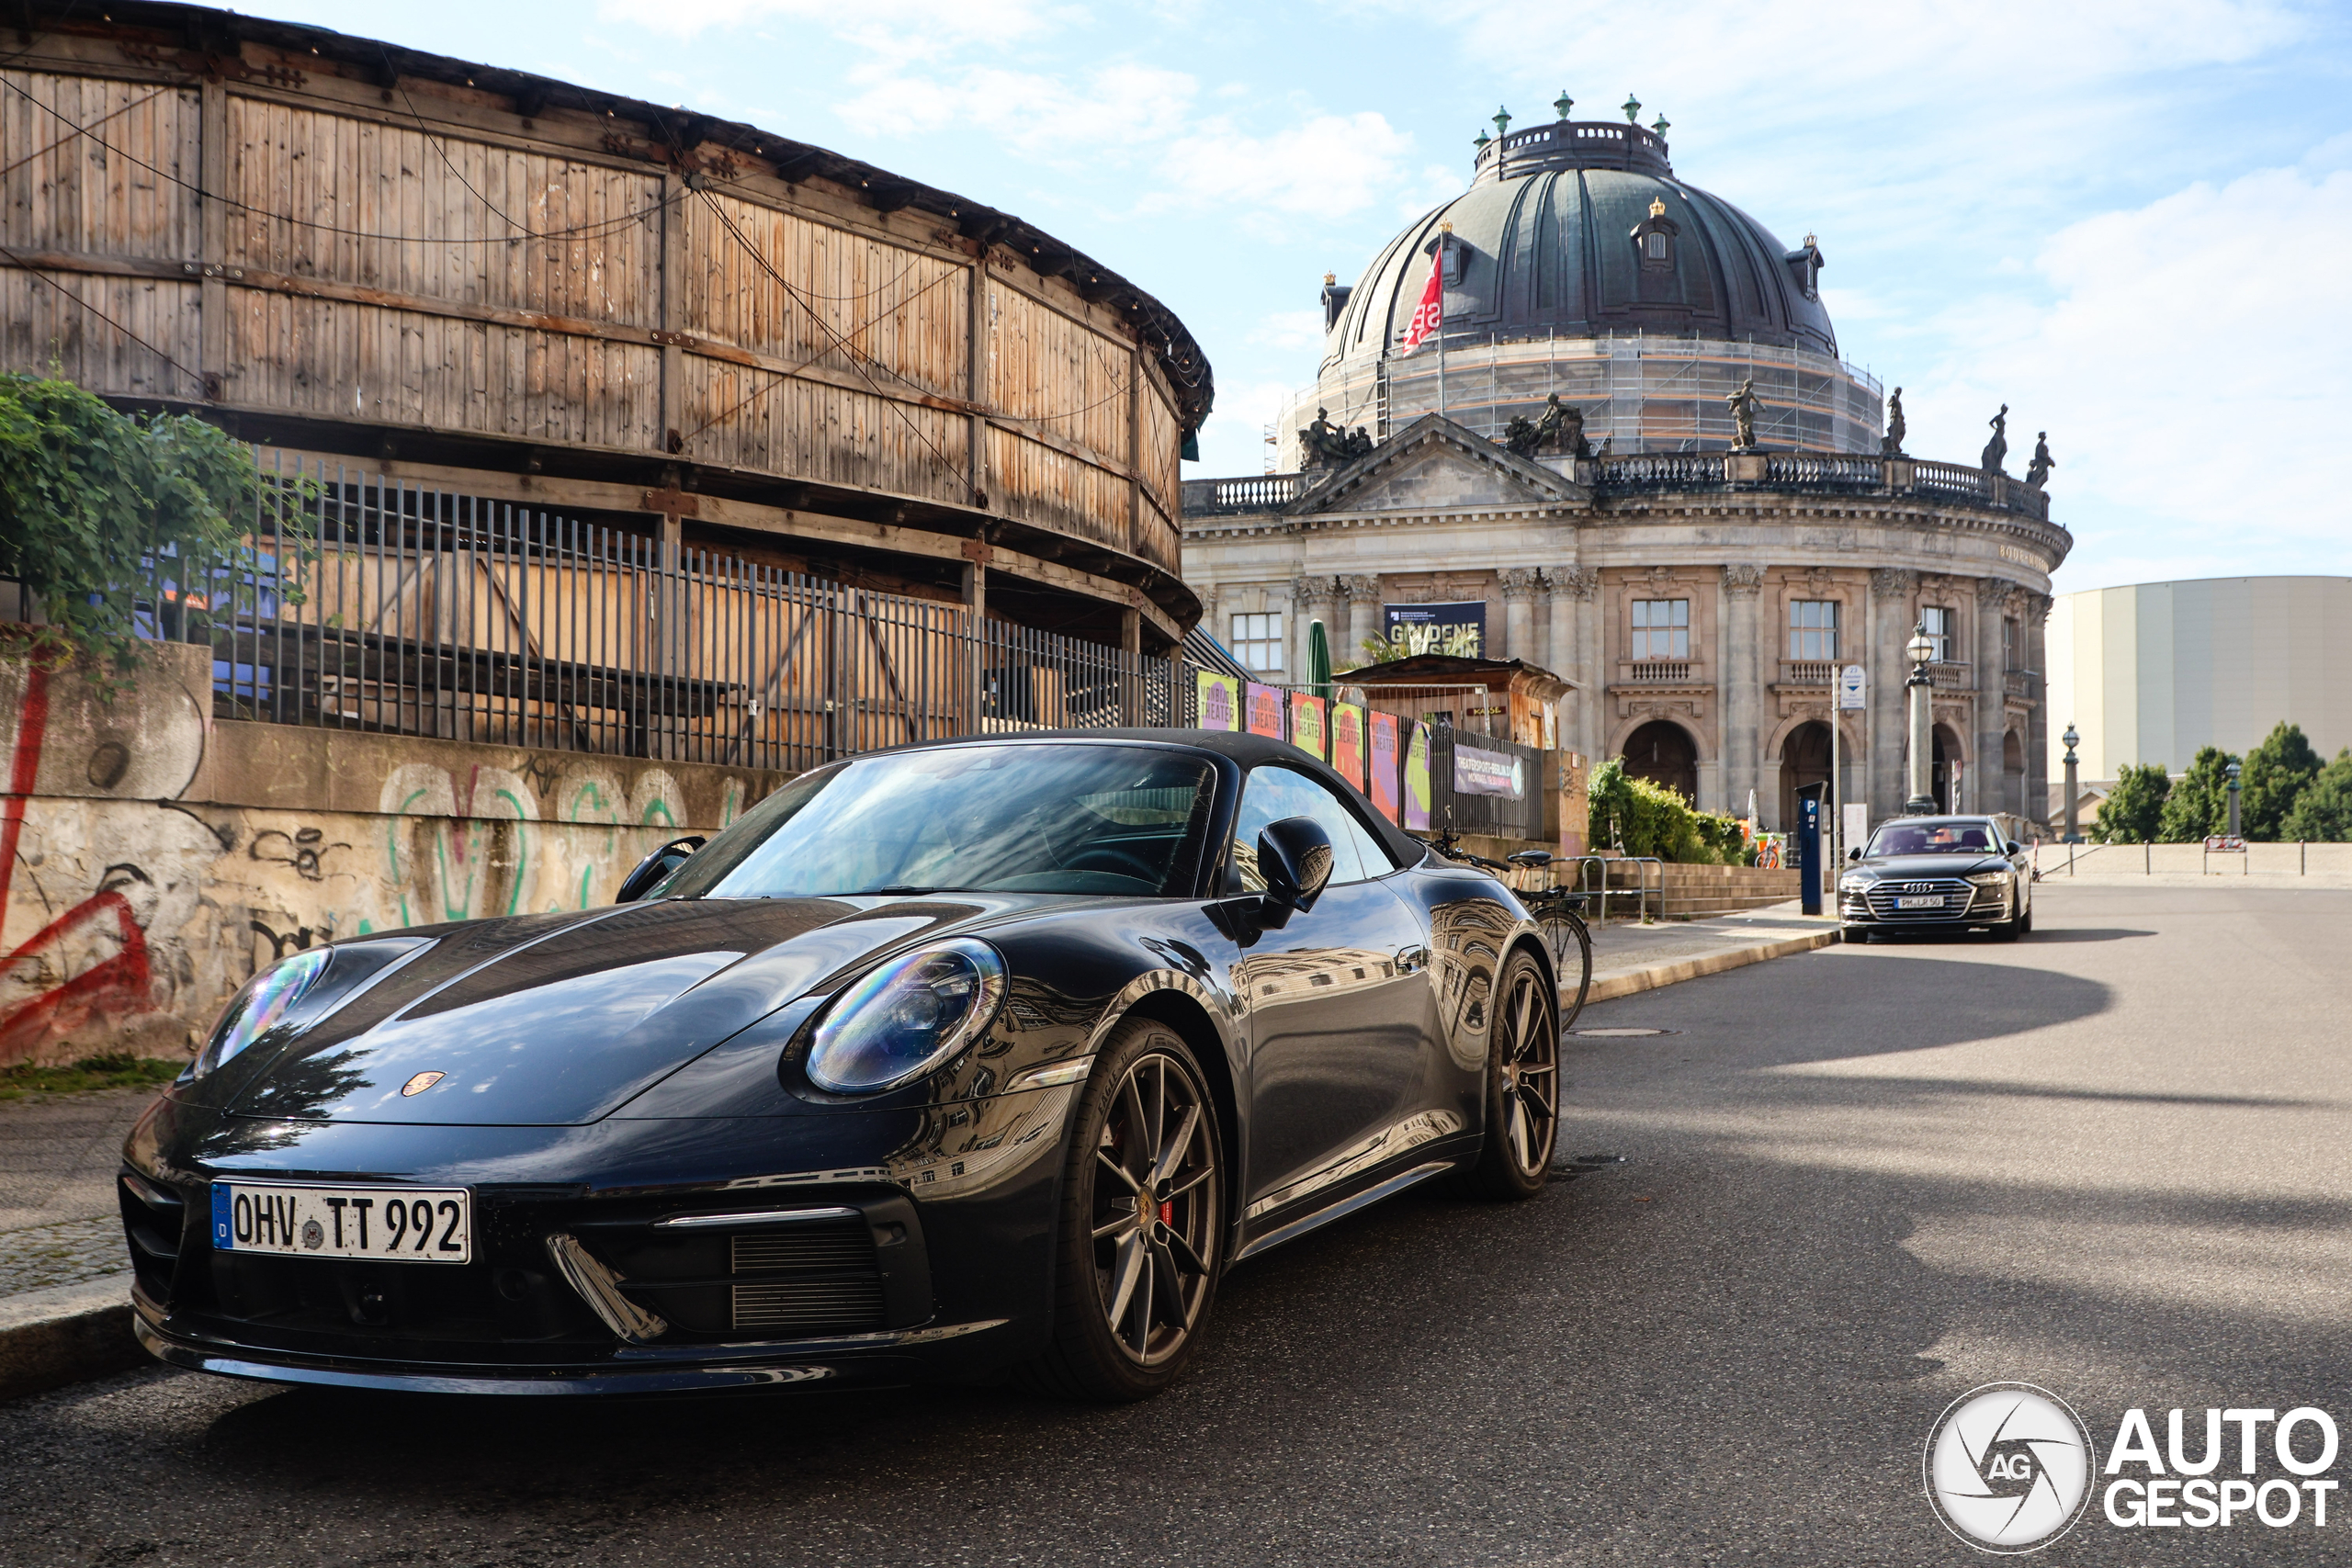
{"left": 2283, "top": 750, "right": 2352, "bottom": 842}
{"left": 2157, "top": 746, "right": 2239, "bottom": 842}
{"left": 1587, "top": 757, "right": 1746, "bottom": 863}
{"left": 0, "top": 373, "right": 308, "bottom": 669}
{"left": 2243, "top": 721, "right": 2323, "bottom": 840}
{"left": 2089, "top": 762, "right": 2169, "bottom": 843}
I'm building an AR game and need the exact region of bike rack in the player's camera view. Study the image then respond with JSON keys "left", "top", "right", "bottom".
{"left": 1532, "top": 854, "right": 1665, "bottom": 928}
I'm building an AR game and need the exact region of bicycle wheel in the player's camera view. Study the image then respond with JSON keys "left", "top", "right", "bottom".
{"left": 1540, "top": 909, "right": 1592, "bottom": 1031}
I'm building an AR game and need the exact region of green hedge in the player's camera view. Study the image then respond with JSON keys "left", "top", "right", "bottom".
{"left": 1587, "top": 757, "right": 1752, "bottom": 864}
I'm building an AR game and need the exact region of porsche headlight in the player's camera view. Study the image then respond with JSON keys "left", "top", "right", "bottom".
{"left": 806, "top": 939, "right": 1007, "bottom": 1095}
{"left": 191, "top": 948, "right": 331, "bottom": 1078}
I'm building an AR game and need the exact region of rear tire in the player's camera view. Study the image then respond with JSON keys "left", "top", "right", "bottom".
{"left": 1017, "top": 1018, "right": 1223, "bottom": 1402}
{"left": 1456, "top": 949, "right": 1558, "bottom": 1201}
{"left": 1539, "top": 911, "right": 1592, "bottom": 1031}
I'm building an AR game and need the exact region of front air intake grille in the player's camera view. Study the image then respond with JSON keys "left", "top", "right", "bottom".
{"left": 1862, "top": 878, "right": 1974, "bottom": 921}
{"left": 732, "top": 1277, "right": 887, "bottom": 1333}
{"left": 731, "top": 1224, "right": 874, "bottom": 1273}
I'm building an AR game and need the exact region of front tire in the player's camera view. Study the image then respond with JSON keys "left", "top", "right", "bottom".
{"left": 1457, "top": 948, "right": 1558, "bottom": 1201}
{"left": 1020, "top": 1018, "right": 1223, "bottom": 1402}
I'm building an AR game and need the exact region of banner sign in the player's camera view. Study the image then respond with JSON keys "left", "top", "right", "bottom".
{"left": 1287, "top": 692, "right": 1328, "bottom": 760}
{"left": 1368, "top": 712, "right": 1401, "bottom": 823}
{"left": 1402, "top": 722, "right": 1431, "bottom": 831}
{"left": 1195, "top": 671, "right": 1240, "bottom": 732}
{"left": 1453, "top": 741, "right": 1527, "bottom": 800}
{"left": 1379, "top": 601, "right": 1486, "bottom": 660}
{"left": 1244, "top": 682, "right": 1284, "bottom": 739}
{"left": 1329, "top": 703, "right": 1365, "bottom": 789}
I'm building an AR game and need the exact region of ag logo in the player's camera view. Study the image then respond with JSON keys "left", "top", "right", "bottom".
{"left": 1924, "top": 1382, "right": 2096, "bottom": 1553}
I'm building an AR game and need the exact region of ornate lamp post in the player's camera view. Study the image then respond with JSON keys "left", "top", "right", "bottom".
{"left": 2061, "top": 723, "right": 2082, "bottom": 842}
{"left": 1905, "top": 623, "right": 1938, "bottom": 814}
{"left": 2227, "top": 760, "right": 2243, "bottom": 840}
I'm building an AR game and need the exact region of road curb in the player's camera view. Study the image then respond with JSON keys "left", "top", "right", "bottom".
{"left": 0, "top": 1276, "right": 143, "bottom": 1402}
{"left": 1584, "top": 928, "right": 1839, "bottom": 1006}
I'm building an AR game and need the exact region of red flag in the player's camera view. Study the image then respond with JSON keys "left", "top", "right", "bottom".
{"left": 1400, "top": 257, "right": 1442, "bottom": 353}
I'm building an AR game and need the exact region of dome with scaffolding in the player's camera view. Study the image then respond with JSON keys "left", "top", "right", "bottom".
{"left": 1283, "top": 107, "right": 1883, "bottom": 465}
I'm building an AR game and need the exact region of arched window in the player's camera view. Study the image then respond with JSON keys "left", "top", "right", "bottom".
{"left": 1630, "top": 197, "right": 1679, "bottom": 275}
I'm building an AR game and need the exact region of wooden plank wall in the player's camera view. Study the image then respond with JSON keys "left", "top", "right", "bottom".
{"left": 0, "top": 52, "right": 1192, "bottom": 570}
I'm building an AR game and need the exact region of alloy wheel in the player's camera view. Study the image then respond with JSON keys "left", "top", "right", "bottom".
{"left": 1089, "top": 1052, "right": 1219, "bottom": 1366}
{"left": 1495, "top": 961, "right": 1559, "bottom": 1176}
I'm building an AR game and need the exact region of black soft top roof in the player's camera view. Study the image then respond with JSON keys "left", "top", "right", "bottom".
{"left": 904, "top": 728, "right": 1435, "bottom": 870}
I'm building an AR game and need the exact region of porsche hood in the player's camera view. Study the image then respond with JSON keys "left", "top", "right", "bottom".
{"left": 209, "top": 897, "right": 1002, "bottom": 1126}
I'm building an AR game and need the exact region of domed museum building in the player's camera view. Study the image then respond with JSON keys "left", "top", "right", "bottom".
{"left": 1182, "top": 100, "right": 2071, "bottom": 831}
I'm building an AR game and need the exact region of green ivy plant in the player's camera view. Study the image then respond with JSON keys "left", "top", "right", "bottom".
{"left": 0, "top": 373, "right": 312, "bottom": 676}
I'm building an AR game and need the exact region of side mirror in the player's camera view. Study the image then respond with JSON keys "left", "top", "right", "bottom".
{"left": 2006, "top": 840, "right": 2024, "bottom": 856}
{"left": 1846, "top": 846, "right": 1862, "bottom": 861}
{"left": 1256, "top": 816, "right": 1334, "bottom": 925}
{"left": 615, "top": 836, "right": 706, "bottom": 903}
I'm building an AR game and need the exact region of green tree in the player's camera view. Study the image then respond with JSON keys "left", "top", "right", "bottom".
{"left": 2241, "top": 720, "right": 2324, "bottom": 840}
{"left": 2282, "top": 750, "right": 2352, "bottom": 842}
{"left": 0, "top": 373, "right": 306, "bottom": 669}
{"left": 2089, "top": 762, "right": 2170, "bottom": 843}
{"left": 1587, "top": 756, "right": 1746, "bottom": 863}
{"left": 2157, "top": 746, "right": 2240, "bottom": 842}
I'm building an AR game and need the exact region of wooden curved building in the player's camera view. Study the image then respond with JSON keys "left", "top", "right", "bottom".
{"left": 0, "top": 1, "right": 1211, "bottom": 647}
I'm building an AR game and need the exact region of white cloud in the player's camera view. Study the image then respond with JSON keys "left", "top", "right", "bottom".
{"left": 1247, "top": 309, "right": 1328, "bottom": 350}
{"left": 1156, "top": 109, "right": 1416, "bottom": 220}
{"left": 1193, "top": 376, "right": 1296, "bottom": 474}
{"left": 1924, "top": 154, "right": 2352, "bottom": 585}
{"left": 837, "top": 63, "right": 1199, "bottom": 165}
{"left": 598, "top": 0, "right": 1069, "bottom": 55}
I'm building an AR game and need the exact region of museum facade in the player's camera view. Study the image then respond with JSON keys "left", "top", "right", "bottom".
{"left": 1182, "top": 105, "right": 2069, "bottom": 830}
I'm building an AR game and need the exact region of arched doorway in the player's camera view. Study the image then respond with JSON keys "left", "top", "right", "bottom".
{"left": 2003, "top": 730, "right": 2026, "bottom": 818}
{"left": 1781, "top": 720, "right": 1831, "bottom": 831}
{"left": 1623, "top": 719, "right": 1699, "bottom": 803}
{"left": 1931, "top": 724, "right": 1964, "bottom": 813}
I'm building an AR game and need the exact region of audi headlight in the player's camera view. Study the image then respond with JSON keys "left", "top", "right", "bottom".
{"left": 190, "top": 949, "right": 331, "bottom": 1079}
{"left": 807, "top": 939, "right": 1008, "bottom": 1095}
{"left": 1839, "top": 874, "right": 1876, "bottom": 892}
{"left": 1967, "top": 869, "right": 2014, "bottom": 886}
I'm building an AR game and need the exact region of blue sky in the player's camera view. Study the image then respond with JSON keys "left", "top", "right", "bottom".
{"left": 244, "top": 0, "right": 2350, "bottom": 592}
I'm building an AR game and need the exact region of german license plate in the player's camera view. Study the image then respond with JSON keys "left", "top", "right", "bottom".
{"left": 210, "top": 1181, "right": 471, "bottom": 1263}
{"left": 1894, "top": 895, "right": 1946, "bottom": 909}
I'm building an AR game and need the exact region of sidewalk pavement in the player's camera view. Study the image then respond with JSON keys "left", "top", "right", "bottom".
{"left": 0, "top": 910, "right": 1842, "bottom": 1399}
{"left": 1577, "top": 901, "right": 1838, "bottom": 1006}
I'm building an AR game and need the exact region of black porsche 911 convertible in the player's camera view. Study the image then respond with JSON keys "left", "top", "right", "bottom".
{"left": 120, "top": 731, "right": 1558, "bottom": 1400}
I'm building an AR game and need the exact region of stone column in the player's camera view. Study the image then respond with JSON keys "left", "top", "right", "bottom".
{"left": 1974, "top": 580, "right": 2014, "bottom": 818}
{"left": 1500, "top": 569, "right": 1542, "bottom": 664}
{"left": 2028, "top": 593, "right": 2052, "bottom": 829}
{"left": 1722, "top": 564, "right": 1766, "bottom": 823}
{"left": 1870, "top": 569, "right": 1917, "bottom": 822}
{"left": 1340, "top": 574, "right": 1383, "bottom": 668}
{"left": 1558, "top": 568, "right": 1602, "bottom": 764}
{"left": 1544, "top": 569, "right": 1577, "bottom": 682}
{"left": 1289, "top": 573, "right": 1331, "bottom": 681}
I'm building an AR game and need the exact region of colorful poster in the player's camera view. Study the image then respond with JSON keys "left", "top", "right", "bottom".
{"left": 1329, "top": 703, "right": 1365, "bottom": 789}
{"left": 1368, "top": 712, "right": 1401, "bottom": 824}
{"left": 1453, "top": 741, "right": 1526, "bottom": 799}
{"left": 1287, "top": 692, "right": 1327, "bottom": 760}
{"left": 1244, "top": 682, "right": 1284, "bottom": 739}
{"left": 1195, "top": 671, "right": 1240, "bottom": 731}
{"left": 1402, "top": 722, "right": 1431, "bottom": 831}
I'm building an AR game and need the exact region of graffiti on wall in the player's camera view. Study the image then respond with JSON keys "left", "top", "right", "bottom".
{"left": 0, "top": 649, "right": 776, "bottom": 1066}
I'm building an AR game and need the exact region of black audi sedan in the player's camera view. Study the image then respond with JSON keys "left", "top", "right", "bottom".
{"left": 119, "top": 732, "right": 1557, "bottom": 1401}
{"left": 1837, "top": 815, "right": 2034, "bottom": 942}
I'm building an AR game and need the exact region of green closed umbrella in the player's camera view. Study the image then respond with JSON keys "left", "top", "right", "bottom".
{"left": 1306, "top": 619, "right": 1333, "bottom": 701}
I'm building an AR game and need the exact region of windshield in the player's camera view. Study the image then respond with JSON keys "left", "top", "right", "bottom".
{"left": 655, "top": 744, "right": 1217, "bottom": 899}
{"left": 1865, "top": 821, "right": 1998, "bottom": 856}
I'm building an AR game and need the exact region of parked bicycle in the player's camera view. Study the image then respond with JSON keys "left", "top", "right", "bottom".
{"left": 1424, "top": 831, "right": 1594, "bottom": 1031}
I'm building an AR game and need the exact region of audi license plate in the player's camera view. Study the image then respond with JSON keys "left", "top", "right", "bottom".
{"left": 210, "top": 1181, "right": 471, "bottom": 1263}
{"left": 1894, "top": 895, "right": 1947, "bottom": 909}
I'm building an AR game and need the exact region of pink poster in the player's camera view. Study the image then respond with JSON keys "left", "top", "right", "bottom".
{"left": 1244, "top": 682, "right": 1285, "bottom": 739}
{"left": 1368, "top": 712, "right": 1400, "bottom": 823}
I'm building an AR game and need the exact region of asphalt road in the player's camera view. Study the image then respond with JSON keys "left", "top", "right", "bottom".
{"left": 5, "top": 884, "right": 2349, "bottom": 1566}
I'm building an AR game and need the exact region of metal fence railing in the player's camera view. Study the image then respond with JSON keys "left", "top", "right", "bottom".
{"left": 142, "top": 457, "right": 1202, "bottom": 773}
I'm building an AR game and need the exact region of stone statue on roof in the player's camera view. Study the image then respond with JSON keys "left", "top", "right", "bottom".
{"left": 1981, "top": 404, "right": 2009, "bottom": 473}
{"left": 1726, "top": 378, "right": 1759, "bottom": 451}
{"left": 1880, "top": 387, "right": 1905, "bottom": 456}
{"left": 2026, "top": 432, "right": 2055, "bottom": 488}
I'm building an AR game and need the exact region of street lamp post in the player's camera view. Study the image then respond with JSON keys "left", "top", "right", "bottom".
{"left": 2062, "top": 722, "right": 2082, "bottom": 843}
{"left": 2227, "top": 760, "right": 2243, "bottom": 840}
{"left": 1905, "top": 623, "right": 1938, "bottom": 814}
